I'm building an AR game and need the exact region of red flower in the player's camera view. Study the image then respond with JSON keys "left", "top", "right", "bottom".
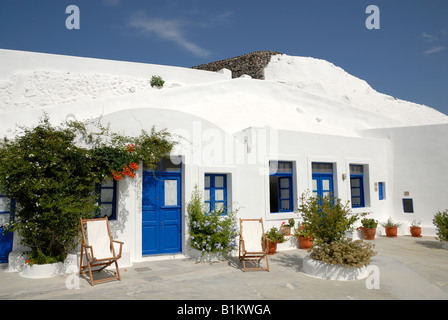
{"left": 111, "top": 161, "right": 139, "bottom": 180}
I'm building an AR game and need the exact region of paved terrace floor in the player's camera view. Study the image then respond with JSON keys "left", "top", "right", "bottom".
{"left": 1, "top": 235, "right": 447, "bottom": 301}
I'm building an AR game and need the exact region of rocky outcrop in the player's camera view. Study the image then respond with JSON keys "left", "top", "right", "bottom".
{"left": 192, "top": 51, "right": 282, "bottom": 79}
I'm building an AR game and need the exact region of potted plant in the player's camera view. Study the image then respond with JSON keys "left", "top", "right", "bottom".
{"left": 381, "top": 217, "right": 402, "bottom": 237}
{"left": 264, "top": 227, "right": 286, "bottom": 255}
{"left": 357, "top": 217, "right": 378, "bottom": 240}
{"left": 280, "top": 218, "right": 295, "bottom": 236}
{"left": 293, "top": 222, "right": 313, "bottom": 249}
{"left": 410, "top": 219, "right": 422, "bottom": 237}
{"left": 297, "top": 192, "right": 377, "bottom": 281}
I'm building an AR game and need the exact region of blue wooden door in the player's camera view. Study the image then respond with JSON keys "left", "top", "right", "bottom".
{"left": 0, "top": 195, "right": 14, "bottom": 263}
{"left": 142, "top": 172, "right": 181, "bottom": 255}
{"left": 0, "top": 229, "right": 13, "bottom": 263}
{"left": 312, "top": 174, "right": 334, "bottom": 199}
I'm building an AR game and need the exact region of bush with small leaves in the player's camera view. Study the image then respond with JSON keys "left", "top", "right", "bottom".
{"left": 433, "top": 209, "right": 448, "bottom": 242}
{"left": 310, "top": 239, "right": 377, "bottom": 268}
{"left": 150, "top": 75, "right": 165, "bottom": 88}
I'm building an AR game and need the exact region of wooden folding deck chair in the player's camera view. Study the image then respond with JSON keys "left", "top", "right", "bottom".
{"left": 79, "top": 217, "right": 124, "bottom": 286}
{"left": 238, "top": 218, "right": 270, "bottom": 272}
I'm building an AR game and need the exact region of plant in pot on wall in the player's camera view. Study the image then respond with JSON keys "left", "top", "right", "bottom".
{"left": 381, "top": 217, "right": 402, "bottom": 237}
{"left": 357, "top": 216, "right": 378, "bottom": 240}
{"left": 264, "top": 227, "right": 286, "bottom": 255}
{"left": 294, "top": 222, "right": 313, "bottom": 249}
{"left": 410, "top": 219, "right": 422, "bottom": 238}
{"left": 280, "top": 218, "right": 295, "bottom": 236}
{"left": 297, "top": 192, "right": 377, "bottom": 280}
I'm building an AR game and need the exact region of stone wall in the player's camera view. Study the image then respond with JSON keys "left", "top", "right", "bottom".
{"left": 192, "top": 51, "right": 282, "bottom": 79}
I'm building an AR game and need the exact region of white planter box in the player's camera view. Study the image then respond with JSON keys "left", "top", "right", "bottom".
{"left": 20, "top": 262, "right": 65, "bottom": 279}
{"left": 18, "top": 254, "right": 78, "bottom": 279}
{"left": 302, "top": 255, "right": 368, "bottom": 281}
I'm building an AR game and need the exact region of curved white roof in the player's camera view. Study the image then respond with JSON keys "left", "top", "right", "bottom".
{"left": 1, "top": 50, "right": 447, "bottom": 138}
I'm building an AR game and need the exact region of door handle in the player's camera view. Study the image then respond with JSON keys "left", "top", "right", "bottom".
{"left": 161, "top": 221, "right": 163, "bottom": 228}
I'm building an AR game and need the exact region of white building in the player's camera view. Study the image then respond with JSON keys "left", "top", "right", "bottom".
{"left": 1, "top": 49, "right": 447, "bottom": 267}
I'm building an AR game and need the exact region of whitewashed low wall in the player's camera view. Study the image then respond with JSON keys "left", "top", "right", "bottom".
{"left": 301, "top": 255, "right": 368, "bottom": 281}
{"left": 7, "top": 253, "right": 78, "bottom": 278}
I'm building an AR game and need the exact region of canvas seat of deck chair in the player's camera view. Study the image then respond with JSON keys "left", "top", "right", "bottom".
{"left": 80, "top": 217, "right": 124, "bottom": 286}
{"left": 239, "top": 218, "right": 270, "bottom": 272}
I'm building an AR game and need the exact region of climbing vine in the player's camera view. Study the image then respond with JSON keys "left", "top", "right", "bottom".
{"left": 0, "top": 116, "right": 175, "bottom": 264}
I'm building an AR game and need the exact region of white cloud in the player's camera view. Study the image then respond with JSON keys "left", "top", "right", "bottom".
{"left": 421, "top": 32, "right": 438, "bottom": 42}
{"left": 129, "top": 12, "right": 211, "bottom": 58}
{"left": 424, "top": 46, "right": 445, "bottom": 55}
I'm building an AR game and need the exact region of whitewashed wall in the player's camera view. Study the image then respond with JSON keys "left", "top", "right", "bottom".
{"left": 366, "top": 124, "right": 448, "bottom": 236}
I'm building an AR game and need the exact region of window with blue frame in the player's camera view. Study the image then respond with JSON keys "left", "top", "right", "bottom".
{"left": 96, "top": 179, "right": 117, "bottom": 220}
{"left": 312, "top": 162, "right": 334, "bottom": 199}
{"left": 204, "top": 174, "right": 227, "bottom": 214}
{"left": 350, "top": 165, "right": 365, "bottom": 208}
{"left": 269, "top": 161, "right": 294, "bottom": 213}
{"left": 378, "top": 182, "right": 385, "bottom": 200}
{"left": 0, "top": 191, "right": 14, "bottom": 225}
{"left": 403, "top": 198, "right": 414, "bottom": 213}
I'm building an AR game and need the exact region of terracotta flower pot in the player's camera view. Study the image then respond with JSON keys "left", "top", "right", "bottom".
{"left": 281, "top": 226, "right": 291, "bottom": 236}
{"left": 363, "top": 228, "right": 376, "bottom": 240}
{"left": 267, "top": 241, "right": 277, "bottom": 255}
{"left": 385, "top": 227, "right": 398, "bottom": 237}
{"left": 298, "top": 236, "right": 313, "bottom": 249}
{"left": 410, "top": 226, "right": 422, "bottom": 237}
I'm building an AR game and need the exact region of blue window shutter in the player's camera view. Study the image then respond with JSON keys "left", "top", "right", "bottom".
{"left": 378, "top": 182, "right": 384, "bottom": 200}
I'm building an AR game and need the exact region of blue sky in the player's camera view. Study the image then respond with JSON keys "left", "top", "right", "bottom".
{"left": 1, "top": 0, "right": 447, "bottom": 116}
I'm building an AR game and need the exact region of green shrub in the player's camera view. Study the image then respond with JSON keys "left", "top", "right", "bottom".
{"left": 150, "top": 75, "right": 165, "bottom": 87}
{"left": 433, "top": 209, "right": 448, "bottom": 242}
{"left": 187, "top": 186, "right": 239, "bottom": 259}
{"left": 297, "top": 191, "right": 360, "bottom": 245}
{"left": 310, "top": 239, "right": 377, "bottom": 268}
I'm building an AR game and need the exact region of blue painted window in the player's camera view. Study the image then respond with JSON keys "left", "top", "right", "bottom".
{"left": 205, "top": 174, "right": 227, "bottom": 214}
{"left": 378, "top": 182, "right": 385, "bottom": 200}
{"left": 269, "top": 161, "right": 293, "bottom": 213}
{"left": 96, "top": 179, "right": 117, "bottom": 220}
{"left": 403, "top": 199, "right": 414, "bottom": 213}
{"left": 312, "top": 162, "right": 334, "bottom": 199}
{"left": 350, "top": 165, "right": 365, "bottom": 208}
{"left": 0, "top": 192, "right": 15, "bottom": 225}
